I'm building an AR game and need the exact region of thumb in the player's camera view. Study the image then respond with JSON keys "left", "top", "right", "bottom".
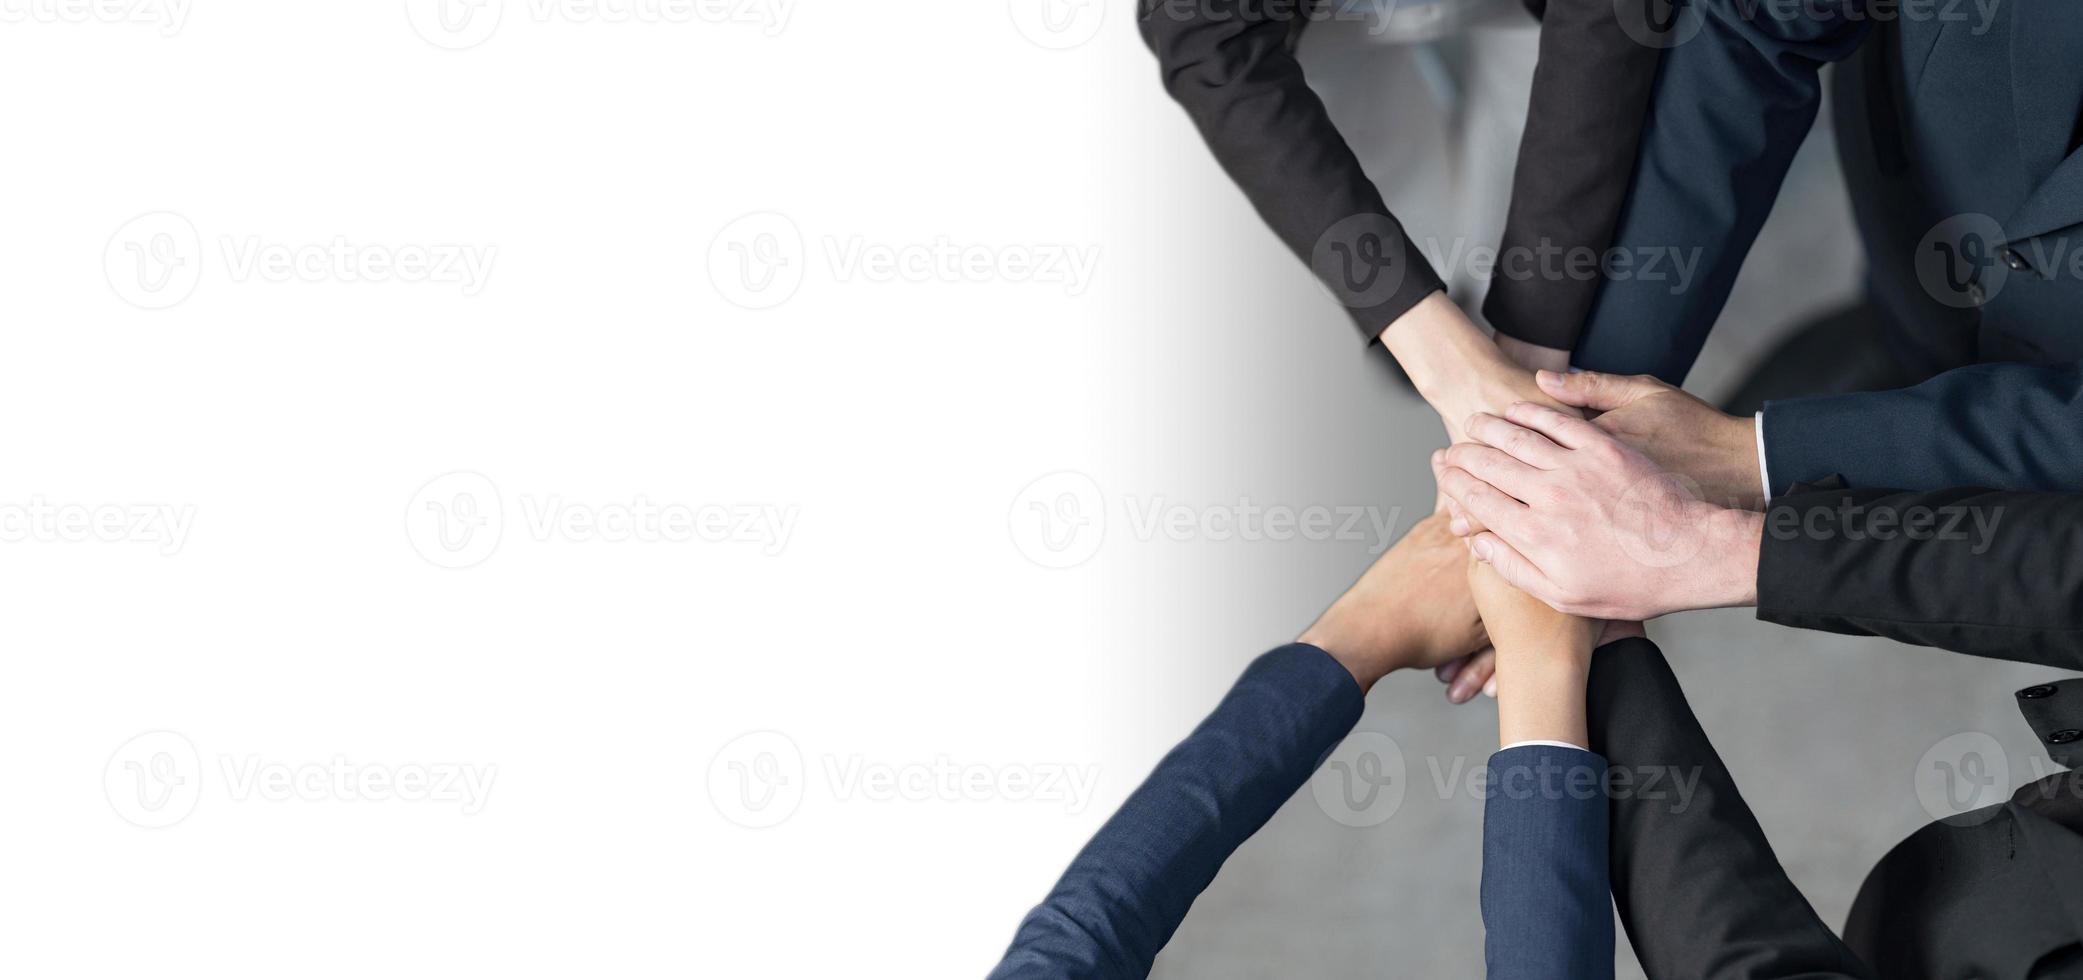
{"left": 1537, "top": 369, "right": 1650, "bottom": 412}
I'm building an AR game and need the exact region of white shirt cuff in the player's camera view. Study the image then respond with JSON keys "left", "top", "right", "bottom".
{"left": 1754, "top": 410, "right": 1771, "bottom": 504}
{"left": 1501, "top": 739, "right": 1589, "bottom": 753}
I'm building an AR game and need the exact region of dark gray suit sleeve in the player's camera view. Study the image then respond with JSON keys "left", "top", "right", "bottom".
{"left": 1137, "top": 1, "right": 1446, "bottom": 341}
{"left": 1587, "top": 637, "right": 1870, "bottom": 979}
{"left": 1482, "top": 0, "right": 1664, "bottom": 350}
{"left": 1756, "top": 483, "right": 2083, "bottom": 667}
{"left": 1569, "top": 0, "right": 1868, "bottom": 382}
{"left": 1481, "top": 744, "right": 1615, "bottom": 980}
{"left": 1760, "top": 361, "right": 2083, "bottom": 496}
{"left": 987, "top": 643, "right": 1363, "bottom": 979}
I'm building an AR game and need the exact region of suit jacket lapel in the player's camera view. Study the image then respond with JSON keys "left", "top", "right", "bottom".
{"left": 2003, "top": 0, "right": 2083, "bottom": 242}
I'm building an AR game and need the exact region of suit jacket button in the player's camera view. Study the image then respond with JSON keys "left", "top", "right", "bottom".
{"left": 2000, "top": 246, "right": 2032, "bottom": 272}
{"left": 2050, "top": 729, "right": 2083, "bottom": 744}
{"left": 2020, "top": 684, "right": 2059, "bottom": 699}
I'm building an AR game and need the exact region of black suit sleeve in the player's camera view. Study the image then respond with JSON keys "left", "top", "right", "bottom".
{"left": 1137, "top": 1, "right": 1447, "bottom": 341}
{"left": 1481, "top": 0, "right": 1664, "bottom": 350}
{"left": 1587, "top": 637, "right": 1869, "bottom": 979}
{"left": 1756, "top": 484, "right": 2083, "bottom": 668}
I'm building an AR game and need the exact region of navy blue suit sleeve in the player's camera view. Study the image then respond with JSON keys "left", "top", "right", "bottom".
{"left": 1761, "top": 361, "right": 2083, "bottom": 494}
{"left": 986, "top": 643, "right": 1364, "bottom": 980}
{"left": 1571, "top": 0, "right": 1867, "bottom": 382}
{"left": 1481, "top": 744, "right": 1615, "bottom": 980}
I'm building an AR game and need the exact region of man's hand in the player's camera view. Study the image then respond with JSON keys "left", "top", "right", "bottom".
{"left": 1433, "top": 402, "right": 1764, "bottom": 621}
{"left": 1299, "top": 512, "right": 1488, "bottom": 693}
{"left": 1536, "top": 370, "right": 1765, "bottom": 511}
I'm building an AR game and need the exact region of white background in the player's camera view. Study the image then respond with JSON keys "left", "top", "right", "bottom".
{"left": 2, "top": 2, "right": 2062, "bottom": 978}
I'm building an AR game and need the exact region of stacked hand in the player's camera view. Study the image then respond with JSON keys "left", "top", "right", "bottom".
{"left": 1433, "top": 400, "right": 1762, "bottom": 621}
{"left": 1379, "top": 293, "right": 1583, "bottom": 696}
{"left": 1330, "top": 300, "right": 1756, "bottom": 701}
{"left": 1299, "top": 512, "right": 1489, "bottom": 694}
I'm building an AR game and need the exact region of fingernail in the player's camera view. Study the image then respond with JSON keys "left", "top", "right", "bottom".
{"left": 1536, "top": 370, "right": 1560, "bottom": 386}
{"left": 1449, "top": 517, "right": 1467, "bottom": 536}
{"left": 1465, "top": 413, "right": 1484, "bottom": 432}
{"left": 1482, "top": 678, "right": 1498, "bottom": 698}
{"left": 1471, "top": 537, "right": 1493, "bottom": 561}
{"left": 1436, "top": 661, "right": 1463, "bottom": 684}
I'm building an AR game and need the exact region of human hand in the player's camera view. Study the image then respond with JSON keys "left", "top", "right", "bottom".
{"left": 1298, "top": 512, "right": 1487, "bottom": 693}
{"left": 1440, "top": 598, "right": 1642, "bottom": 705}
{"left": 1468, "top": 556, "right": 1599, "bottom": 748}
{"left": 1377, "top": 294, "right": 1577, "bottom": 691}
{"left": 1535, "top": 370, "right": 1765, "bottom": 511}
{"left": 1466, "top": 555, "right": 1600, "bottom": 669}
{"left": 1379, "top": 293, "right": 1580, "bottom": 450}
{"left": 1433, "top": 402, "right": 1763, "bottom": 621}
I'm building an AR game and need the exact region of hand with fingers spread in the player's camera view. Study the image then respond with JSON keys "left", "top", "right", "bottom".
{"left": 1432, "top": 401, "right": 1763, "bottom": 621}
{"left": 1534, "top": 369, "right": 1766, "bottom": 511}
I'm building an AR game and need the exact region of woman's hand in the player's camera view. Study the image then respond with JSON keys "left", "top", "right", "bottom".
{"left": 1299, "top": 512, "right": 1488, "bottom": 693}
{"left": 1468, "top": 555, "right": 1599, "bottom": 748}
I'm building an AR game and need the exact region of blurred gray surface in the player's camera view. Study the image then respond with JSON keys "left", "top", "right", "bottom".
{"left": 1097, "top": 14, "right": 2065, "bottom": 979}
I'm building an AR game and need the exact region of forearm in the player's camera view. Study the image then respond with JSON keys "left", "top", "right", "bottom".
{"left": 1587, "top": 638, "right": 1868, "bottom": 979}
{"left": 1571, "top": 0, "right": 1866, "bottom": 383}
{"left": 1667, "top": 509, "right": 1765, "bottom": 613}
{"left": 1483, "top": 0, "right": 1663, "bottom": 353}
{"left": 1498, "top": 652, "right": 1593, "bottom": 749}
{"left": 1481, "top": 744, "right": 1614, "bottom": 980}
{"left": 1384, "top": 292, "right": 1517, "bottom": 403}
{"left": 989, "top": 644, "right": 1362, "bottom": 980}
{"left": 1757, "top": 485, "right": 2083, "bottom": 668}
{"left": 1138, "top": 1, "right": 1444, "bottom": 339}
{"left": 1761, "top": 361, "right": 2083, "bottom": 495}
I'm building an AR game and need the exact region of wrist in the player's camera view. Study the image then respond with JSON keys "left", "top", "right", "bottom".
{"left": 1381, "top": 292, "right": 1502, "bottom": 404}
{"left": 1495, "top": 656, "right": 1591, "bottom": 747}
{"left": 1718, "top": 411, "right": 1766, "bottom": 511}
{"left": 1298, "top": 617, "right": 1398, "bottom": 694}
{"left": 1688, "top": 507, "right": 1763, "bottom": 610}
{"left": 1493, "top": 333, "right": 1571, "bottom": 374}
